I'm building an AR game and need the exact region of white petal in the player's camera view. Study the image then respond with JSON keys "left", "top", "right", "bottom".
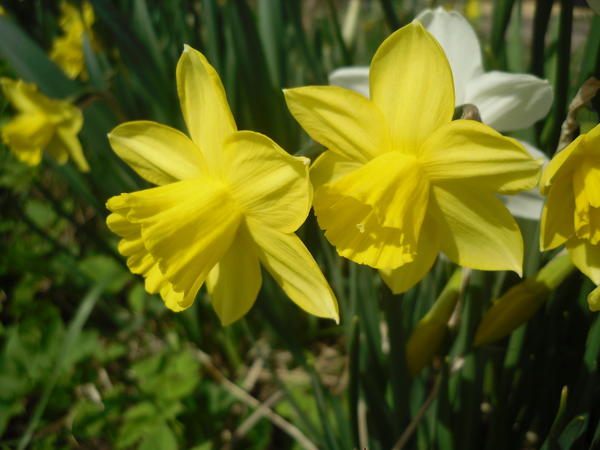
{"left": 499, "top": 140, "right": 549, "bottom": 221}
{"left": 328, "top": 67, "right": 370, "bottom": 98}
{"left": 465, "top": 71, "right": 553, "bottom": 132}
{"left": 500, "top": 189, "right": 545, "bottom": 221}
{"left": 416, "top": 7, "right": 483, "bottom": 105}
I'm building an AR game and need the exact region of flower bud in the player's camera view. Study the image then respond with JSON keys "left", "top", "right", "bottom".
{"left": 474, "top": 253, "right": 574, "bottom": 346}
{"left": 406, "top": 269, "right": 463, "bottom": 377}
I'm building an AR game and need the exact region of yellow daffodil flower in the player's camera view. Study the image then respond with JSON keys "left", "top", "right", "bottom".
{"left": 106, "top": 45, "right": 339, "bottom": 325}
{"left": 50, "top": 1, "right": 95, "bottom": 80}
{"left": 540, "top": 123, "right": 600, "bottom": 311}
{"left": 284, "top": 22, "right": 542, "bottom": 293}
{"left": 1, "top": 78, "right": 89, "bottom": 171}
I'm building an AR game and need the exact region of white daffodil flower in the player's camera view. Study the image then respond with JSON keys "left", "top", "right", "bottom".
{"left": 329, "top": 7, "right": 552, "bottom": 221}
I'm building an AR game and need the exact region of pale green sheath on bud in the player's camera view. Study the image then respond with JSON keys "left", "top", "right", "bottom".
{"left": 587, "top": 286, "right": 600, "bottom": 311}
{"left": 474, "top": 253, "right": 575, "bottom": 346}
{"left": 406, "top": 269, "right": 463, "bottom": 377}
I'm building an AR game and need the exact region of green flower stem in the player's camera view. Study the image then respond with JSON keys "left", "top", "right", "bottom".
{"left": 530, "top": 0, "right": 552, "bottom": 78}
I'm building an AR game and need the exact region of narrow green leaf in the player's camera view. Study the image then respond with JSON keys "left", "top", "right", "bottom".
{"left": 17, "top": 277, "right": 110, "bottom": 450}
{"left": 0, "top": 16, "right": 79, "bottom": 98}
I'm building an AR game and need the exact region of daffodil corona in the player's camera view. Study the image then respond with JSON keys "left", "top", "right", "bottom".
{"left": 285, "top": 22, "right": 542, "bottom": 293}
{"left": 106, "top": 45, "right": 338, "bottom": 325}
{"left": 540, "top": 123, "right": 600, "bottom": 310}
{"left": 1, "top": 78, "right": 89, "bottom": 171}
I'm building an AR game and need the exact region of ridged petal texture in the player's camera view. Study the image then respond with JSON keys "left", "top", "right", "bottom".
{"left": 541, "top": 124, "right": 600, "bottom": 305}
{"left": 106, "top": 46, "right": 338, "bottom": 324}
{"left": 286, "top": 22, "right": 541, "bottom": 293}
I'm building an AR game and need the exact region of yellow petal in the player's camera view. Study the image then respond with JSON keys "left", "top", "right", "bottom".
{"left": 421, "top": 119, "right": 542, "bottom": 194}
{"left": 54, "top": 126, "right": 89, "bottom": 172}
{"left": 284, "top": 86, "right": 392, "bottom": 163}
{"left": 566, "top": 238, "right": 600, "bottom": 284}
{"left": 540, "top": 135, "right": 584, "bottom": 195}
{"left": 369, "top": 22, "right": 454, "bottom": 152}
{"left": 540, "top": 176, "right": 574, "bottom": 250}
{"left": 176, "top": 45, "right": 236, "bottom": 169}
{"left": 108, "top": 121, "right": 206, "bottom": 185}
{"left": 310, "top": 150, "right": 362, "bottom": 189}
{"left": 573, "top": 163, "right": 600, "bottom": 245}
{"left": 222, "top": 130, "right": 311, "bottom": 233}
{"left": 107, "top": 178, "right": 242, "bottom": 301}
{"left": 331, "top": 152, "right": 429, "bottom": 233}
{"left": 430, "top": 184, "right": 523, "bottom": 274}
{"left": 46, "top": 136, "right": 69, "bottom": 164}
{"left": 50, "top": 34, "right": 84, "bottom": 79}
{"left": 2, "top": 112, "right": 54, "bottom": 165}
{"left": 246, "top": 219, "right": 339, "bottom": 322}
{"left": 379, "top": 217, "right": 439, "bottom": 294}
{"left": 207, "top": 224, "right": 262, "bottom": 326}
{"left": 313, "top": 185, "right": 414, "bottom": 269}
{"left": 0, "top": 78, "right": 50, "bottom": 112}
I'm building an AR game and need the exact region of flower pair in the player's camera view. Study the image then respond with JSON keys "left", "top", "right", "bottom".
{"left": 107, "top": 23, "right": 543, "bottom": 324}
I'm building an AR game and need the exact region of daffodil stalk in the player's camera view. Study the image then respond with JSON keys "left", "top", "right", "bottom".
{"left": 474, "top": 252, "right": 575, "bottom": 346}
{"left": 106, "top": 45, "right": 338, "bottom": 325}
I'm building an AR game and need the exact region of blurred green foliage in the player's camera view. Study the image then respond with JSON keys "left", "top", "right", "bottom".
{"left": 0, "top": 0, "right": 599, "bottom": 449}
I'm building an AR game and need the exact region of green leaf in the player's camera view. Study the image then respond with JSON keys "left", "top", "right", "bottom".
{"left": 16, "top": 278, "right": 110, "bottom": 450}
{"left": 139, "top": 422, "right": 178, "bottom": 450}
{"left": 0, "top": 16, "right": 79, "bottom": 98}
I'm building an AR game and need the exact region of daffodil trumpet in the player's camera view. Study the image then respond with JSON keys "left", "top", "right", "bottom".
{"left": 106, "top": 45, "right": 338, "bottom": 325}
{"left": 285, "top": 22, "right": 542, "bottom": 294}
{"left": 540, "top": 123, "right": 600, "bottom": 311}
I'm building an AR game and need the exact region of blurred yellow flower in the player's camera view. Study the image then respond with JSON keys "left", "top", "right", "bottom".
{"left": 285, "top": 22, "right": 542, "bottom": 293}
{"left": 50, "top": 1, "right": 95, "bottom": 80}
{"left": 1, "top": 78, "right": 89, "bottom": 171}
{"left": 106, "top": 45, "right": 338, "bottom": 325}
{"left": 540, "top": 123, "right": 600, "bottom": 310}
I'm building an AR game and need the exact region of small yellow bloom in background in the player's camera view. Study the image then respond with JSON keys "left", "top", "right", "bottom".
{"left": 284, "top": 22, "right": 542, "bottom": 293}
{"left": 1, "top": 78, "right": 89, "bottom": 171}
{"left": 106, "top": 45, "right": 339, "bottom": 325}
{"left": 540, "top": 123, "right": 600, "bottom": 311}
{"left": 50, "top": 1, "right": 95, "bottom": 80}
